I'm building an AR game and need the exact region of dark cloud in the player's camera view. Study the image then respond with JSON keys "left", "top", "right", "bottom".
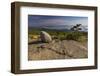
{"left": 28, "top": 15, "right": 88, "bottom": 27}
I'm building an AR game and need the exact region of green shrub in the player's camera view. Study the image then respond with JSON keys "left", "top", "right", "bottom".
{"left": 66, "top": 32, "right": 83, "bottom": 41}
{"left": 28, "top": 28, "right": 87, "bottom": 42}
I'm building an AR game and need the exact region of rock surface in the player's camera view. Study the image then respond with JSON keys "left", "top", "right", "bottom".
{"left": 28, "top": 39, "right": 88, "bottom": 60}
{"left": 40, "top": 31, "right": 52, "bottom": 43}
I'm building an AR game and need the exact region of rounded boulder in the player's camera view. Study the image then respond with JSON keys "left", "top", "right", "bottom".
{"left": 40, "top": 31, "right": 52, "bottom": 43}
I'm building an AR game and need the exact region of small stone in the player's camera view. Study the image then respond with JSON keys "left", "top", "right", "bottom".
{"left": 40, "top": 45, "right": 46, "bottom": 49}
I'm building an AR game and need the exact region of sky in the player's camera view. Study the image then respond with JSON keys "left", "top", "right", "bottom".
{"left": 28, "top": 15, "right": 88, "bottom": 28}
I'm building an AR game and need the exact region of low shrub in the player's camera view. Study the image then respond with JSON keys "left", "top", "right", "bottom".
{"left": 66, "top": 32, "right": 83, "bottom": 41}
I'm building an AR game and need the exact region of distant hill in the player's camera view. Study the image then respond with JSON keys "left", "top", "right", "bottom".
{"left": 29, "top": 25, "right": 88, "bottom": 32}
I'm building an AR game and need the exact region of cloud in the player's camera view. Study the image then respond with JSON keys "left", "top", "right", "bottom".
{"left": 28, "top": 15, "right": 88, "bottom": 27}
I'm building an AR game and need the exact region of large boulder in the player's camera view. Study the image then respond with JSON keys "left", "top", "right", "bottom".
{"left": 40, "top": 31, "right": 52, "bottom": 43}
